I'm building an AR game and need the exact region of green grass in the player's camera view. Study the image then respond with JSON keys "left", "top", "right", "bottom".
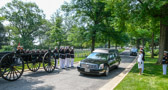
{"left": 75, "top": 50, "right": 91, "bottom": 58}
{"left": 114, "top": 55, "right": 168, "bottom": 90}
{"left": 119, "top": 48, "right": 125, "bottom": 53}
{"left": 74, "top": 57, "right": 85, "bottom": 62}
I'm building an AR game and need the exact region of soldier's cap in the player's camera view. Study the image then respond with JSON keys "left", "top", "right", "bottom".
{"left": 164, "top": 51, "right": 168, "bottom": 53}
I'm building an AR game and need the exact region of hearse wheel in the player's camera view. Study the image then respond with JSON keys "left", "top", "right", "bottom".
{"left": 0, "top": 53, "right": 24, "bottom": 81}
{"left": 43, "top": 52, "right": 56, "bottom": 73}
{"left": 104, "top": 66, "right": 109, "bottom": 76}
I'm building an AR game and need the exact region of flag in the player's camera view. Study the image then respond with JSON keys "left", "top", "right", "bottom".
{"left": 18, "top": 42, "right": 20, "bottom": 46}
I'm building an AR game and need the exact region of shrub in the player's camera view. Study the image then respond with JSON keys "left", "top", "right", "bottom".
{"left": 154, "top": 49, "right": 159, "bottom": 56}
{"left": 145, "top": 42, "right": 150, "bottom": 52}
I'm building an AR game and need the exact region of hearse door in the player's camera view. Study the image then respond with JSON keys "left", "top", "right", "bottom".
{"left": 113, "top": 52, "right": 118, "bottom": 66}
{"left": 108, "top": 53, "right": 115, "bottom": 68}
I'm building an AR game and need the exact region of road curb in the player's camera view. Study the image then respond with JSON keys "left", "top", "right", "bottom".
{"left": 99, "top": 56, "right": 137, "bottom": 90}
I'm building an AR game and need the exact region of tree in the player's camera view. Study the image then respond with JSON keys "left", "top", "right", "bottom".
{"left": 62, "top": 0, "right": 107, "bottom": 52}
{"left": 0, "top": 22, "right": 6, "bottom": 49}
{"left": 46, "top": 11, "right": 66, "bottom": 49}
{"left": 126, "top": 0, "right": 168, "bottom": 64}
{"left": 1, "top": 0, "right": 45, "bottom": 49}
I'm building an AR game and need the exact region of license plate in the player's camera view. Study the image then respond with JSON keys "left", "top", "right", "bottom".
{"left": 81, "top": 64, "right": 87, "bottom": 68}
{"left": 85, "top": 68, "right": 90, "bottom": 72}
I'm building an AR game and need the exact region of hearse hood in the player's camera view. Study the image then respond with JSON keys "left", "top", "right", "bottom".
{"left": 81, "top": 58, "right": 107, "bottom": 64}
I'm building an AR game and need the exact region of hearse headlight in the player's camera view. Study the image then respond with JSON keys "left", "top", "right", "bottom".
{"left": 99, "top": 64, "right": 104, "bottom": 69}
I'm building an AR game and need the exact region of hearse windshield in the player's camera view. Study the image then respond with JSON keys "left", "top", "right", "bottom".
{"left": 87, "top": 52, "right": 108, "bottom": 60}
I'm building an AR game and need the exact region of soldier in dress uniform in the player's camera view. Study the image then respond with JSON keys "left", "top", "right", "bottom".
{"left": 162, "top": 51, "right": 168, "bottom": 75}
{"left": 64, "top": 46, "right": 67, "bottom": 67}
{"left": 137, "top": 50, "right": 143, "bottom": 75}
{"left": 65, "top": 46, "right": 71, "bottom": 68}
{"left": 59, "top": 46, "right": 66, "bottom": 69}
{"left": 70, "top": 46, "right": 75, "bottom": 67}
{"left": 140, "top": 47, "right": 145, "bottom": 73}
{"left": 53, "top": 46, "right": 59, "bottom": 69}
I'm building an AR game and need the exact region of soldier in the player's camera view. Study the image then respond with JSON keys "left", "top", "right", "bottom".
{"left": 64, "top": 46, "right": 67, "bottom": 67}
{"left": 140, "top": 47, "right": 145, "bottom": 73}
{"left": 53, "top": 46, "right": 59, "bottom": 69}
{"left": 17, "top": 46, "right": 24, "bottom": 53}
{"left": 59, "top": 46, "right": 66, "bottom": 69}
{"left": 162, "top": 51, "right": 168, "bottom": 75}
{"left": 70, "top": 46, "right": 75, "bottom": 67}
{"left": 26, "top": 49, "right": 30, "bottom": 53}
{"left": 65, "top": 46, "right": 71, "bottom": 68}
{"left": 137, "top": 50, "right": 143, "bottom": 75}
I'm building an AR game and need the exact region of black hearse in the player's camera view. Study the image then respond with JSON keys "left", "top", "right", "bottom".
{"left": 77, "top": 49, "right": 121, "bottom": 76}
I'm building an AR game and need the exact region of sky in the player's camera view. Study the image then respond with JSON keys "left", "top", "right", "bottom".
{"left": 0, "top": 0, "right": 70, "bottom": 20}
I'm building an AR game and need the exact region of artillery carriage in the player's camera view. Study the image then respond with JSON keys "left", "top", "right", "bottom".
{"left": 0, "top": 48, "right": 56, "bottom": 81}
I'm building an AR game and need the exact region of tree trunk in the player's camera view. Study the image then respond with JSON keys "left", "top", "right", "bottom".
{"left": 142, "top": 38, "right": 145, "bottom": 48}
{"left": 115, "top": 43, "right": 117, "bottom": 49}
{"left": 91, "top": 31, "right": 96, "bottom": 52}
{"left": 165, "top": 29, "right": 168, "bottom": 51}
{"left": 108, "top": 40, "right": 110, "bottom": 49}
{"left": 136, "top": 39, "right": 140, "bottom": 49}
{"left": 157, "top": 4, "right": 168, "bottom": 64}
{"left": 151, "top": 32, "right": 154, "bottom": 58}
{"left": 58, "top": 41, "right": 61, "bottom": 49}
{"left": 157, "top": 22, "right": 167, "bottom": 64}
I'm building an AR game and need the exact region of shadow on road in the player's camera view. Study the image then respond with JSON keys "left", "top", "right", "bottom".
{"left": 0, "top": 77, "right": 55, "bottom": 90}
{"left": 24, "top": 70, "right": 60, "bottom": 77}
{"left": 79, "top": 67, "right": 125, "bottom": 80}
{"left": 23, "top": 67, "right": 77, "bottom": 77}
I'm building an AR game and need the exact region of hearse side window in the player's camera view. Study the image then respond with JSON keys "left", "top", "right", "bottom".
{"left": 114, "top": 53, "right": 117, "bottom": 57}
{"left": 109, "top": 53, "right": 114, "bottom": 60}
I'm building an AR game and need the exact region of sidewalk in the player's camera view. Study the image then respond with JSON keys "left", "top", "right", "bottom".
{"left": 99, "top": 57, "right": 137, "bottom": 90}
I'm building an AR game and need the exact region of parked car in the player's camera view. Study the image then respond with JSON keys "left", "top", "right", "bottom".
{"left": 77, "top": 49, "right": 121, "bottom": 76}
{"left": 130, "top": 47, "right": 138, "bottom": 56}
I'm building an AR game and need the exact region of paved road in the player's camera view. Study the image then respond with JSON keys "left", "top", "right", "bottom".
{"left": 0, "top": 50, "right": 136, "bottom": 90}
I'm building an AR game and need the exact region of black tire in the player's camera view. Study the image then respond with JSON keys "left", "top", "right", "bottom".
{"left": 80, "top": 72, "right": 84, "bottom": 75}
{"left": 27, "top": 55, "right": 41, "bottom": 72}
{"left": 104, "top": 66, "right": 109, "bottom": 76}
{"left": 116, "top": 65, "right": 119, "bottom": 69}
{"left": 116, "top": 61, "right": 120, "bottom": 68}
{"left": 43, "top": 52, "right": 56, "bottom": 73}
{"left": 0, "top": 53, "right": 24, "bottom": 81}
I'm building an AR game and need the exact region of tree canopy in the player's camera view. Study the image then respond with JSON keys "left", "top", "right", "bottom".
{"left": 0, "top": 0, "right": 168, "bottom": 64}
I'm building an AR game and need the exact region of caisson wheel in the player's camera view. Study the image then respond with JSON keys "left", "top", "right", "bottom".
{"left": 43, "top": 52, "right": 56, "bottom": 73}
{"left": 27, "top": 55, "right": 40, "bottom": 72}
{"left": 0, "top": 53, "right": 24, "bottom": 81}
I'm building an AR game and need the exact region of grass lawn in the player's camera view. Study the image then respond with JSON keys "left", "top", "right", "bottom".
{"left": 74, "top": 57, "right": 85, "bottom": 62}
{"left": 119, "top": 48, "right": 125, "bottom": 53}
{"left": 114, "top": 55, "right": 168, "bottom": 90}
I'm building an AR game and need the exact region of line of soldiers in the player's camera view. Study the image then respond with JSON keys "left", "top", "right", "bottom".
{"left": 53, "top": 46, "right": 74, "bottom": 69}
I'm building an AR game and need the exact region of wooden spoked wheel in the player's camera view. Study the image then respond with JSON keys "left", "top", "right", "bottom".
{"left": 43, "top": 52, "right": 56, "bottom": 73}
{"left": 27, "top": 55, "right": 41, "bottom": 72}
{"left": 0, "top": 53, "right": 24, "bottom": 81}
